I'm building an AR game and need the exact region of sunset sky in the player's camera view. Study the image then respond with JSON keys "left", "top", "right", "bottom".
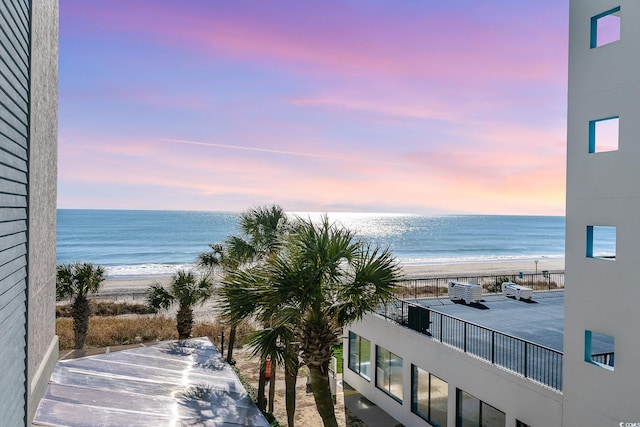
{"left": 59, "top": 0, "right": 569, "bottom": 215}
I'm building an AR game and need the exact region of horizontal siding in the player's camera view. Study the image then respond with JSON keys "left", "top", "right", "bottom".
{"left": 7, "top": 0, "right": 29, "bottom": 38}
{"left": 0, "top": 301, "right": 26, "bottom": 424}
{"left": 0, "top": 160, "right": 27, "bottom": 183}
{"left": 0, "top": 12, "right": 29, "bottom": 77}
{"left": 0, "top": 132, "right": 27, "bottom": 160}
{"left": 0, "top": 0, "right": 29, "bottom": 425}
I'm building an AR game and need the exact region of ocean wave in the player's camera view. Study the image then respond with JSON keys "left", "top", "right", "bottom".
{"left": 103, "top": 254, "right": 565, "bottom": 278}
{"left": 105, "top": 263, "right": 197, "bottom": 278}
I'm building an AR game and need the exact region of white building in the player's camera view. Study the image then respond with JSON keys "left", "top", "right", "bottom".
{"left": 564, "top": 0, "right": 639, "bottom": 425}
{"left": 344, "top": 2, "right": 639, "bottom": 426}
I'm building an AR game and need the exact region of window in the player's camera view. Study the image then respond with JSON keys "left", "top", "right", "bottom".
{"left": 348, "top": 331, "right": 371, "bottom": 380}
{"left": 590, "top": 7, "right": 621, "bottom": 48}
{"left": 586, "top": 225, "right": 616, "bottom": 260}
{"left": 376, "top": 346, "right": 403, "bottom": 402}
{"left": 585, "top": 330, "right": 615, "bottom": 371}
{"left": 589, "top": 116, "right": 619, "bottom": 153}
{"left": 412, "top": 365, "right": 448, "bottom": 427}
{"left": 456, "top": 389, "right": 505, "bottom": 427}
{"left": 516, "top": 421, "right": 531, "bottom": 427}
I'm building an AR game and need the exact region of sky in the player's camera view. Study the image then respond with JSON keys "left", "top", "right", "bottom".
{"left": 59, "top": 0, "right": 569, "bottom": 215}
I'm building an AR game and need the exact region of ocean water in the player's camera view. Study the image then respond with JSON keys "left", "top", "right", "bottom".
{"left": 57, "top": 209, "right": 571, "bottom": 278}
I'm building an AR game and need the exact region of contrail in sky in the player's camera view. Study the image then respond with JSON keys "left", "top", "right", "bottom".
{"left": 162, "top": 138, "right": 331, "bottom": 159}
{"left": 161, "top": 138, "right": 402, "bottom": 166}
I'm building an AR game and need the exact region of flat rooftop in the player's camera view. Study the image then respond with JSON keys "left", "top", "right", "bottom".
{"left": 414, "top": 291, "right": 565, "bottom": 351}
{"left": 411, "top": 291, "right": 611, "bottom": 354}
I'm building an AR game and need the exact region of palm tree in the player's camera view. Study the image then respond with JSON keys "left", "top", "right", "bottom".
{"left": 221, "top": 267, "right": 301, "bottom": 426}
{"left": 56, "top": 262, "right": 106, "bottom": 349}
{"left": 147, "top": 270, "right": 213, "bottom": 339}
{"left": 199, "top": 205, "right": 290, "bottom": 412}
{"left": 198, "top": 240, "right": 251, "bottom": 362}
{"left": 230, "top": 215, "right": 401, "bottom": 427}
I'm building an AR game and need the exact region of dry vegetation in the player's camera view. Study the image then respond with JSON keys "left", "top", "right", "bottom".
{"left": 56, "top": 314, "right": 255, "bottom": 352}
{"left": 56, "top": 300, "right": 153, "bottom": 318}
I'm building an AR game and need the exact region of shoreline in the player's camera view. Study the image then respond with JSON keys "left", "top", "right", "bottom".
{"left": 90, "top": 258, "right": 565, "bottom": 323}
{"left": 100, "top": 258, "right": 565, "bottom": 293}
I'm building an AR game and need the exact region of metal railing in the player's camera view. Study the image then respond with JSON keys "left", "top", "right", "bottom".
{"left": 395, "top": 271, "right": 565, "bottom": 300}
{"left": 377, "top": 299, "right": 564, "bottom": 391}
{"left": 592, "top": 352, "right": 615, "bottom": 367}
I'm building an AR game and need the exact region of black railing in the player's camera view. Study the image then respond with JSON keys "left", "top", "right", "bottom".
{"left": 395, "top": 272, "right": 565, "bottom": 300}
{"left": 377, "top": 299, "right": 564, "bottom": 391}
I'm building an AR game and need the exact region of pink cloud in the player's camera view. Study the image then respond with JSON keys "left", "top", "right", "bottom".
{"left": 64, "top": 1, "right": 566, "bottom": 87}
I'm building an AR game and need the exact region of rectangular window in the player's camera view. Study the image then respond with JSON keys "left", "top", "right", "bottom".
{"left": 348, "top": 331, "right": 371, "bottom": 380}
{"left": 457, "top": 390, "right": 480, "bottom": 427}
{"left": 585, "top": 330, "right": 615, "bottom": 371}
{"left": 589, "top": 116, "right": 619, "bottom": 153}
{"left": 516, "top": 421, "right": 531, "bottom": 427}
{"left": 590, "top": 7, "right": 621, "bottom": 48}
{"left": 411, "top": 365, "right": 448, "bottom": 427}
{"left": 376, "top": 346, "right": 403, "bottom": 402}
{"left": 586, "top": 225, "right": 616, "bottom": 260}
{"left": 456, "top": 389, "right": 505, "bottom": 427}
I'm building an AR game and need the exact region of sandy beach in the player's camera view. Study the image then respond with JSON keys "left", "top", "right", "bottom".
{"left": 400, "top": 258, "right": 564, "bottom": 279}
{"left": 100, "top": 258, "right": 565, "bottom": 294}
{"left": 95, "top": 259, "right": 565, "bottom": 319}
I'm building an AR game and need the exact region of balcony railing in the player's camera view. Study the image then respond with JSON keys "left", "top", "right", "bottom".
{"left": 377, "top": 299, "right": 564, "bottom": 391}
{"left": 592, "top": 352, "right": 615, "bottom": 367}
{"left": 395, "top": 271, "right": 565, "bottom": 300}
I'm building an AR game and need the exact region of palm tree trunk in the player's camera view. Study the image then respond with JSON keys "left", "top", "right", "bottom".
{"left": 268, "top": 359, "right": 276, "bottom": 413}
{"left": 284, "top": 360, "right": 299, "bottom": 427}
{"left": 176, "top": 305, "right": 194, "bottom": 339}
{"left": 226, "top": 324, "right": 237, "bottom": 362}
{"left": 309, "top": 362, "right": 338, "bottom": 427}
{"left": 257, "top": 358, "right": 267, "bottom": 411}
{"left": 72, "top": 295, "right": 91, "bottom": 349}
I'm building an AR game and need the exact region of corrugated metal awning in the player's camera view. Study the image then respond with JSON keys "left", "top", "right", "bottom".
{"left": 33, "top": 337, "right": 269, "bottom": 426}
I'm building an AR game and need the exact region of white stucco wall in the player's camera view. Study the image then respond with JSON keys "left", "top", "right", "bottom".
{"left": 564, "top": 1, "right": 640, "bottom": 425}
{"left": 344, "top": 314, "right": 562, "bottom": 427}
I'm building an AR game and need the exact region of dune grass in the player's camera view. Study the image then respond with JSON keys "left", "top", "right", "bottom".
{"left": 56, "top": 300, "right": 153, "bottom": 318}
{"left": 56, "top": 315, "right": 255, "bottom": 352}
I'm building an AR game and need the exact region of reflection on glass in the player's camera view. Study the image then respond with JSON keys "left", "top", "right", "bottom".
{"left": 376, "top": 346, "right": 403, "bottom": 402}
{"left": 348, "top": 332, "right": 358, "bottom": 373}
{"left": 360, "top": 338, "right": 371, "bottom": 380}
{"left": 411, "top": 366, "right": 429, "bottom": 417}
{"left": 457, "top": 389, "right": 505, "bottom": 427}
{"left": 411, "top": 366, "right": 448, "bottom": 426}
{"left": 481, "top": 402, "right": 506, "bottom": 427}
{"left": 430, "top": 374, "right": 448, "bottom": 427}
{"left": 457, "top": 389, "right": 480, "bottom": 427}
{"left": 348, "top": 332, "right": 372, "bottom": 380}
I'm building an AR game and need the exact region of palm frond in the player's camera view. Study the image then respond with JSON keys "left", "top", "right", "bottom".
{"left": 147, "top": 284, "right": 174, "bottom": 310}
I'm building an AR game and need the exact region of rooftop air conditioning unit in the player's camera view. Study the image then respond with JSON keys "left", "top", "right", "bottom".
{"left": 448, "top": 281, "right": 482, "bottom": 304}
{"left": 501, "top": 282, "right": 533, "bottom": 301}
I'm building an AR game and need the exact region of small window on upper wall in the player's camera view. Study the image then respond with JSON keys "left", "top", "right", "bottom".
{"left": 591, "top": 7, "right": 621, "bottom": 48}
{"left": 585, "top": 330, "right": 615, "bottom": 371}
{"left": 589, "top": 117, "right": 619, "bottom": 153}
{"left": 586, "top": 225, "right": 616, "bottom": 260}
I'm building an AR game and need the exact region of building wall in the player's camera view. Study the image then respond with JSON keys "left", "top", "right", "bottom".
{"left": 345, "top": 315, "right": 563, "bottom": 427}
{"left": 27, "top": 0, "right": 59, "bottom": 423}
{"left": 0, "top": 0, "right": 58, "bottom": 425}
{"left": 0, "top": 1, "right": 34, "bottom": 424}
{"left": 564, "top": 1, "right": 640, "bottom": 426}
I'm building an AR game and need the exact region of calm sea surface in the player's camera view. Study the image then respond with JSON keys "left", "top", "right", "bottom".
{"left": 56, "top": 209, "right": 570, "bottom": 278}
